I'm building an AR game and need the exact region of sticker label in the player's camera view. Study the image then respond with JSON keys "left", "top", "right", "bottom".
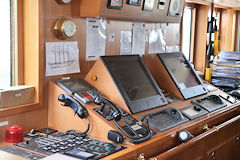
{"left": 0, "top": 121, "right": 8, "bottom": 127}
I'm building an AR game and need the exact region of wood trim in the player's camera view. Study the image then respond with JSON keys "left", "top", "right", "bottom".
{"left": 220, "top": 9, "right": 236, "bottom": 51}
{"left": 190, "top": 7, "right": 196, "bottom": 62}
{"left": 185, "top": 2, "right": 197, "bottom": 8}
{"left": 185, "top": 0, "right": 211, "bottom": 6}
{"left": 235, "top": 12, "right": 240, "bottom": 51}
{"left": 193, "top": 4, "right": 209, "bottom": 74}
{"left": 232, "top": 8, "right": 240, "bottom": 11}
{"left": 23, "top": 0, "right": 42, "bottom": 103}
{"left": 17, "top": 0, "right": 24, "bottom": 85}
{"left": 231, "top": 10, "right": 237, "bottom": 51}
{"left": 0, "top": 103, "right": 41, "bottom": 117}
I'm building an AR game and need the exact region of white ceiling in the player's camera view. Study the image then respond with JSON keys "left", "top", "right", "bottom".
{"left": 214, "top": 0, "right": 240, "bottom": 8}
{"left": 186, "top": 0, "right": 240, "bottom": 8}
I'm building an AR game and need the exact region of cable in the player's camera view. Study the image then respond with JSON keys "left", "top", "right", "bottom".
{"left": 66, "top": 117, "right": 91, "bottom": 136}
{"left": 95, "top": 95, "right": 153, "bottom": 144}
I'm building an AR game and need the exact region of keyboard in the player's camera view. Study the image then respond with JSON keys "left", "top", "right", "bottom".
{"left": 140, "top": 108, "right": 189, "bottom": 132}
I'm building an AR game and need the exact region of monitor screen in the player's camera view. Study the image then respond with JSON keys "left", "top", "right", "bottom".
{"left": 160, "top": 54, "right": 200, "bottom": 89}
{"left": 101, "top": 55, "right": 168, "bottom": 114}
{"left": 158, "top": 52, "right": 208, "bottom": 99}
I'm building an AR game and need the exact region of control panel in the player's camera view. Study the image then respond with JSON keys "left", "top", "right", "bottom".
{"left": 56, "top": 78, "right": 100, "bottom": 104}
{"left": 0, "top": 145, "right": 45, "bottom": 160}
{"left": 180, "top": 105, "right": 209, "bottom": 120}
{"left": 192, "top": 95, "right": 227, "bottom": 112}
{"left": 15, "top": 132, "right": 126, "bottom": 160}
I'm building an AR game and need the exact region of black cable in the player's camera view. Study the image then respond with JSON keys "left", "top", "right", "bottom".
{"left": 95, "top": 95, "right": 153, "bottom": 144}
{"left": 66, "top": 117, "right": 91, "bottom": 136}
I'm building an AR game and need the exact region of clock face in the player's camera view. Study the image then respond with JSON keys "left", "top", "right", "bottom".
{"left": 63, "top": 20, "right": 76, "bottom": 38}
{"left": 56, "top": 0, "right": 71, "bottom": 5}
{"left": 62, "top": 0, "right": 71, "bottom": 3}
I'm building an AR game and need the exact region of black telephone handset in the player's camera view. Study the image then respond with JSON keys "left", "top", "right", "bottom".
{"left": 58, "top": 94, "right": 88, "bottom": 119}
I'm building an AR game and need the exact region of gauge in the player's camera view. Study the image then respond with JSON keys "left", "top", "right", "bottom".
{"left": 54, "top": 17, "right": 77, "bottom": 40}
{"left": 56, "top": 0, "right": 72, "bottom": 5}
{"left": 177, "top": 129, "right": 194, "bottom": 142}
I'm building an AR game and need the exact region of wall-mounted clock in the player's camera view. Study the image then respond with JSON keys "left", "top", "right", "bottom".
{"left": 56, "top": 0, "right": 72, "bottom": 5}
{"left": 54, "top": 17, "right": 77, "bottom": 40}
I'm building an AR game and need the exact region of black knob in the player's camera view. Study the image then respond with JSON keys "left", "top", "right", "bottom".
{"left": 194, "top": 106, "right": 201, "bottom": 112}
{"left": 159, "top": 2, "right": 165, "bottom": 5}
{"left": 170, "top": 109, "right": 176, "bottom": 115}
{"left": 58, "top": 94, "right": 66, "bottom": 102}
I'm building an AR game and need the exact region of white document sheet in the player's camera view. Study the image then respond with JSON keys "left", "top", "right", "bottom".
{"left": 166, "top": 45, "right": 180, "bottom": 52}
{"left": 132, "top": 22, "right": 146, "bottom": 56}
{"left": 120, "top": 31, "right": 132, "bottom": 55}
{"left": 86, "top": 18, "right": 106, "bottom": 61}
{"left": 148, "top": 28, "right": 166, "bottom": 54}
{"left": 45, "top": 41, "right": 80, "bottom": 76}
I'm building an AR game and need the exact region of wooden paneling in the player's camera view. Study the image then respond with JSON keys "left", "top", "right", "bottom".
{"left": 193, "top": 4, "right": 209, "bottom": 74}
{"left": 0, "top": 107, "right": 47, "bottom": 141}
{"left": 80, "top": 0, "right": 183, "bottom": 23}
{"left": 84, "top": 58, "right": 130, "bottom": 113}
{"left": 23, "top": 0, "right": 40, "bottom": 102}
{"left": 16, "top": 0, "right": 24, "bottom": 85}
{"left": 143, "top": 54, "right": 183, "bottom": 99}
{"left": 221, "top": 9, "right": 237, "bottom": 51}
{"left": 48, "top": 81, "right": 118, "bottom": 142}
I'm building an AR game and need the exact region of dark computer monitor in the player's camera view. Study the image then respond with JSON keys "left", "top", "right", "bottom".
{"left": 157, "top": 52, "right": 208, "bottom": 99}
{"left": 101, "top": 55, "right": 168, "bottom": 114}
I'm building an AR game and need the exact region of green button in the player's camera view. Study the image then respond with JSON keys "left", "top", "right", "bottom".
{"left": 93, "top": 141, "right": 99, "bottom": 144}
{"left": 106, "top": 146, "right": 111, "bottom": 150}
{"left": 89, "top": 146, "right": 95, "bottom": 150}
{"left": 99, "top": 142, "right": 104, "bottom": 146}
{"left": 104, "top": 144, "right": 110, "bottom": 147}
{"left": 85, "top": 144, "right": 90, "bottom": 148}
{"left": 95, "top": 147, "right": 101, "bottom": 150}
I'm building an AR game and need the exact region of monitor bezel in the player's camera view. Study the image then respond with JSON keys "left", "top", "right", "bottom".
{"left": 157, "top": 52, "right": 208, "bottom": 99}
{"left": 56, "top": 78, "right": 93, "bottom": 95}
{"left": 101, "top": 55, "right": 168, "bottom": 114}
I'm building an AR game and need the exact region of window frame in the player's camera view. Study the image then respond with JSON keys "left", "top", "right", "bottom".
{"left": 181, "top": 4, "right": 197, "bottom": 62}
{"left": 0, "top": 0, "right": 43, "bottom": 117}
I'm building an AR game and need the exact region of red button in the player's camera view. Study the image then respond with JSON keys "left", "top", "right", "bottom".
{"left": 161, "top": 98, "right": 165, "bottom": 102}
